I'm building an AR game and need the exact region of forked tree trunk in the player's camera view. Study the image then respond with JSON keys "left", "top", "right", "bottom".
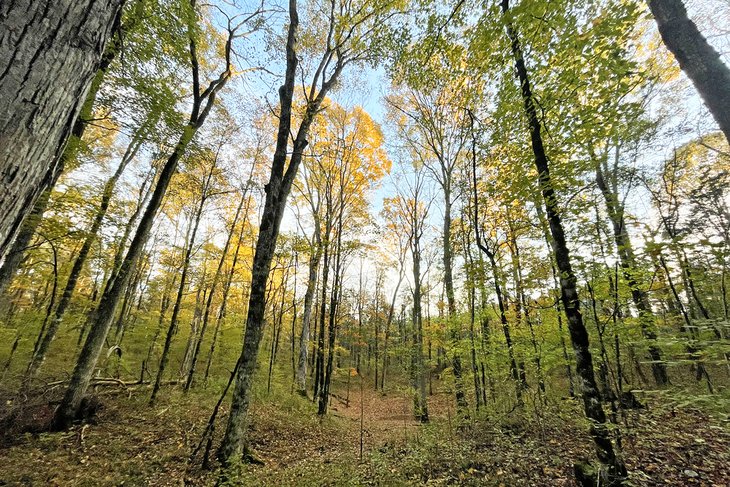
{"left": 0, "top": 0, "right": 124, "bottom": 261}
{"left": 218, "top": 0, "right": 347, "bottom": 461}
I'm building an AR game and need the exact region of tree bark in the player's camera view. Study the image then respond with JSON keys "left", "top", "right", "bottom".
{"left": 0, "top": 0, "right": 124, "bottom": 261}
{"left": 648, "top": 0, "right": 730, "bottom": 143}
{"left": 0, "top": 27, "right": 123, "bottom": 295}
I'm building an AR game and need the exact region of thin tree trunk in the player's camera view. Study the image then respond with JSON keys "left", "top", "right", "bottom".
{"left": 52, "top": 20, "right": 232, "bottom": 426}
{"left": 381, "top": 264, "right": 404, "bottom": 391}
{"left": 595, "top": 159, "right": 668, "bottom": 386}
{"left": 318, "top": 211, "right": 344, "bottom": 415}
{"left": 203, "top": 200, "right": 250, "bottom": 385}
{"left": 184, "top": 192, "right": 247, "bottom": 390}
{"left": 296, "top": 228, "right": 321, "bottom": 394}
{"left": 151, "top": 177, "right": 211, "bottom": 404}
{"left": 443, "top": 195, "right": 468, "bottom": 411}
{"left": 411, "top": 230, "right": 429, "bottom": 423}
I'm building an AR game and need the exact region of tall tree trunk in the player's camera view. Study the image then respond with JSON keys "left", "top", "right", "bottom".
{"left": 0, "top": 30, "right": 124, "bottom": 295}
{"left": 318, "top": 210, "right": 343, "bottom": 416}
{"left": 648, "top": 0, "right": 730, "bottom": 143}
{"left": 411, "top": 232, "right": 429, "bottom": 423}
{"left": 381, "top": 264, "right": 404, "bottom": 391}
{"left": 314, "top": 233, "right": 331, "bottom": 400}
{"left": 218, "top": 0, "right": 346, "bottom": 461}
{"left": 442, "top": 194, "right": 468, "bottom": 411}
{"left": 0, "top": 0, "right": 124, "bottom": 261}
{"left": 204, "top": 202, "right": 250, "bottom": 385}
{"left": 507, "top": 220, "right": 546, "bottom": 398}
{"left": 500, "top": 0, "right": 626, "bottom": 482}
{"left": 180, "top": 257, "right": 208, "bottom": 379}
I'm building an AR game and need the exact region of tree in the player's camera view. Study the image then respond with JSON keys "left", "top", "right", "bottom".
{"left": 387, "top": 71, "right": 472, "bottom": 412}
{"left": 0, "top": 0, "right": 125, "bottom": 261}
{"left": 647, "top": 0, "right": 730, "bottom": 143}
{"left": 382, "top": 167, "right": 431, "bottom": 422}
{"left": 497, "top": 0, "right": 627, "bottom": 482}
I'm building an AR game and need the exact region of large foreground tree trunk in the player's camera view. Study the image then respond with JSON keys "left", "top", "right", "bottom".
{"left": 499, "top": 0, "right": 627, "bottom": 484}
{"left": 648, "top": 0, "right": 730, "bottom": 143}
{"left": 0, "top": 0, "right": 124, "bottom": 261}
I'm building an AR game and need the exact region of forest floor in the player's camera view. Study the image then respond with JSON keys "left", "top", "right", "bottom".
{"left": 0, "top": 375, "right": 728, "bottom": 486}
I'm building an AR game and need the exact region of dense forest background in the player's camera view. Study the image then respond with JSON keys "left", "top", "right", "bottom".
{"left": 0, "top": 0, "right": 729, "bottom": 485}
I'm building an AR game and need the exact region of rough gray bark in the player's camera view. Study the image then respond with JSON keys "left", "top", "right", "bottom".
{"left": 500, "top": 0, "right": 626, "bottom": 483}
{"left": 0, "top": 23, "right": 123, "bottom": 294}
{"left": 648, "top": 0, "right": 730, "bottom": 143}
{"left": 0, "top": 0, "right": 124, "bottom": 261}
